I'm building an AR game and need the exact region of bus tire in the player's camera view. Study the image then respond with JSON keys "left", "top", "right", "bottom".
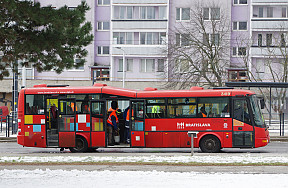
{"left": 200, "top": 135, "right": 221, "bottom": 153}
{"left": 69, "top": 136, "right": 88, "bottom": 153}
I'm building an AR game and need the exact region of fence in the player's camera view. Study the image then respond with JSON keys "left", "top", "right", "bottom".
{"left": 0, "top": 115, "right": 17, "bottom": 137}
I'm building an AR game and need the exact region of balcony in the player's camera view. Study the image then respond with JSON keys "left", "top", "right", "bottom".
{"left": 112, "top": 20, "right": 168, "bottom": 30}
{"left": 251, "top": 19, "right": 288, "bottom": 31}
{"left": 251, "top": 46, "right": 288, "bottom": 57}
{"left": 112, "top": 45, "right": 166, "bottom": 56}
{"left": 113, "top": 0, "right": 168, "bottom": 4}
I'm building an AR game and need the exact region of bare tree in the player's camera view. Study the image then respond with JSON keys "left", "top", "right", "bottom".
{"left": 164, "top": 1, "right": 231, "bottom": 89}
{"left": 236, "top": 29, "right": 288, "bottom": 114}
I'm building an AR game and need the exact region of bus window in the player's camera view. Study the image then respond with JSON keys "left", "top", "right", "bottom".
{"left": 198, "top": 97, "right": 230, "bottom": 118}
{"left": 167, "top": 98, "right": 196, "bottom": 118}
{"left": 25, "top": 95, "right": 45, "bottom": 115}
{"left": 146, "top": 99, "right": 165, "bottom": 118}
{"left": 67, "top": 94, "right": 95, "bottom": 114}
{"left": 233, "top": 99, "right": 251, "bottom": 125}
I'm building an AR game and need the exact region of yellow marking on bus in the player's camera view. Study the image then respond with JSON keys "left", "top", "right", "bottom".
{"left": 25, "top": 132, "right": 29, "bottom": 136}
{"left": 25, "top": 115, "right": 33, "bottom": 124}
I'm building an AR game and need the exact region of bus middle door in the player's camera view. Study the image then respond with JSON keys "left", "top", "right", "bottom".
{"left": 232, "top": 98, "right": 254, "bottom": 148}
{"left": 58, "top": 98, "right": 76, "bottom": 148}
{"left": 90, "top": 100, "right": 106, "bottom": 147}
{"left": 130, "top": 100, "right": 145, "bottom": 147}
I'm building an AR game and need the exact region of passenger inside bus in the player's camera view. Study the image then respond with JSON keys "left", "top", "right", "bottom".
{"left": 50, "top": 104, "right": 58, "bottom": 129}
{"left": 81, "top": 96, "right": 90, "bottom": 113}
{"left": 198, "top": 106, "right": 207, "bottom": 117}
{"left": 234, "top": 101, "right": 251, "bottom": 124}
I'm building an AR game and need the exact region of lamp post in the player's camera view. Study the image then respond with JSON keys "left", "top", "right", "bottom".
{"left": 116, "top": 47, "right": 125, "bottom": 88}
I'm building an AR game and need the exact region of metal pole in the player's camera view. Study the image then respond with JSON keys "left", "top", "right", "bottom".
{"left": 191, "top": 134, "right": 194, "bottom": 156}
{"left": 283, "top": 113, "right": 285, "bottom": 136}
{"left": 122, "top": 50, "right": 125, "bottom": 88}
{"left": 280, "top": 113, "right": 282, "bottom": 136}
{"left": 269, "top": 86, "right": 272, "bottom": 128}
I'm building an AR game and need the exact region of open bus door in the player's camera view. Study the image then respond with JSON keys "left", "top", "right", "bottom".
{"left": 90, "top": 100, "right": 106, "bottom": 147}
{"left": 46, "top": 97, "right": 59, "bottom": 147}
{"left": 130, "top": 100, "right": 145, "bottom": 147}
{"left": 232, "top": 98, "right": 255, "bottom": 148}
{"left": 58, "top": 98, "right": 76, "bottom": 148}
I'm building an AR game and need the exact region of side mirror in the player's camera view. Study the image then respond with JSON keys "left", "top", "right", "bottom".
{"left": 260, "top": 98, "right": 265, "bottom": 109}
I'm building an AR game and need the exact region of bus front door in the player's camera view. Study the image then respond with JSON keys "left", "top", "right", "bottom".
{"left": 46, "top": 98, "right": 60, "bottom": 147}
{"left": 130, "top": 100, "right": 145, "bottom": 147}
{"left": 90, "top": 100, "right": 106, "bottom": 147}
{"left": 58, "top": 98, "right": 76, "bottom": 148}
{"left": 232, "top": 98, "right": 254, "bottom": 148}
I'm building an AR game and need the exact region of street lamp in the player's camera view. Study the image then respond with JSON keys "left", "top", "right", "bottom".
{"left": 116, "top": 47, "right": 125, "bottom": 88}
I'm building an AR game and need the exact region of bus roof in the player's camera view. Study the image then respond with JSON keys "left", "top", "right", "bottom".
{"left": 23, "top": 84, "right": 255, "bottom": 98}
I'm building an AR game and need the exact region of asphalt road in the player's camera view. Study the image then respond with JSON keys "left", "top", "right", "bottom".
{"left": 1, "top": 142, "right": 288, "bottom": 174}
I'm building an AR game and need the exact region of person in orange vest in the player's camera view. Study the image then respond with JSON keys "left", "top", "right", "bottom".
{"left": 123, "top": 107, "right": 133, "bottom": 144}
{"left": 107, "top": 101, "right": 118, "bottom": 146}
{"left": 200, "top": 107, "right": 207, "bottom": 117}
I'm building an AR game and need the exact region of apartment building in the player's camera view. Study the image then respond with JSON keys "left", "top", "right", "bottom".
{"left": 93, "top": 0, "right": 169, "bottom": 83}
{"left": 230, "top": 0, "right": 288, "bottom": 82}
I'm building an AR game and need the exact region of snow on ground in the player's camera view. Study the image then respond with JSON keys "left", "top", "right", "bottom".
{"left": 1, "top": 154, "right": 288, "bottom": 164}
{"left": 0, "top": 169, "right": 287, "bottom": 188}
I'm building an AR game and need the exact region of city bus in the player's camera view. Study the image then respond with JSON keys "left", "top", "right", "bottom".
{"left": 17, "top": 83, "right": 269, "bottom": 153}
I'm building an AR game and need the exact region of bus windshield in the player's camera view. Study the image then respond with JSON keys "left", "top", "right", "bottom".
{"left": 250, "top": 95, "right": 265, "bottom": 128}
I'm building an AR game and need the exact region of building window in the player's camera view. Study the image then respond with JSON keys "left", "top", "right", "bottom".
{"left": 233, "top": 0, "right": 247, "bottom": 5}
{"left": 97, "top": 0, "right": 110, "bottom": 6}
{"left": 97, "top": 21, "right": 110, "bottom": 31}
{"left": 140, "top": 32, "right": 165, "bottom": 45}
{"left": 159, "top": 6, "right": 167, "bottom": 19}
{"left": 119, "top": 59, "right": 133, "bottom": 72}
{"left": 176, "top": 33, "right": 190, "bottom": 46}
{"left": 259, "top": 7, "right": 263, "bottom": 18}
{"left": 74, "top": 59, "right": 84, "bottom": 70}
{"left": 233, "top": 22, "right": 247, "bottom": 31}
{"left": 258, "top": 34, "right": 262, "bottom": 47}
{"left": 157, "top": 59, "right": 165, "bottom": 72}
{"left": 140, "top": 59, "right": 155, "bottom": 72}
{"left": 97, "top": 46, "right": 109, "bottom": 55}
{"left": 114, "top": 6, "right": 134, "bottom": 19}
{"left": 140, "top": 6, "right": 156, "bottom": 19}
{"left": 113, "top": 32, "right": 133, "bottom": 44}
{"left": 238, "top": 47, "right": 247, "bottom": 56}
{"left": 176, "top": 8, "right": 190, "bottom": 21}
{"left": 203, "top": 34, "right": 219, "bottom": 46}
{"left": 266, "top": 34, "right": 272, "bottom": 47}
{"left": 267, "top": 7, "right": 273, "bottom": 18}
{"left": 282, "top": 7, "right": 287, "bottom": 18}
{"left": 203, "top": 8, "right": 220, "bottom": 20}
{"left": 281, "top": 34, "right": 286, "bottom": 47}
{"left": 232, "top": 47, "right": 247, "bottom": 56}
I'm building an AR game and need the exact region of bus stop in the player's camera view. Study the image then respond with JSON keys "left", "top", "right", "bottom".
{"left": 225, "top": 82, "right": 288, "bottom": 136}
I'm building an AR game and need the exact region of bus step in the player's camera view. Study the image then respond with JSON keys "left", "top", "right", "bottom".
{"left": 47, "top": 140, "right": 58, "bottom": 146}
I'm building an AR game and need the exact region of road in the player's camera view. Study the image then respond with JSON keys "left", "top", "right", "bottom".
{"left": 0, "top": 142, "right": 288, "bottom": 174}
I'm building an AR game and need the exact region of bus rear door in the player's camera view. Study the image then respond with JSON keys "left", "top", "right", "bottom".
{"left": 90, "top": 100, "right": 106, "bottom": 147}
{"left": 58, "top": 98, "right": 76, "bottom": 148}
{"left": 130, "top": 100, "right": 145, "bottom": 147}
{"left": 232, "top": 98, "right": 254, "bottom": 148}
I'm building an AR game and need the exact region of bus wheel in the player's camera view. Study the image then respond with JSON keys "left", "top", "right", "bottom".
{"left": 200, "top": 135, "right": 221, "bottom": 153}
{"left": 69, "top": 136, "right": 88, "bottom": 153}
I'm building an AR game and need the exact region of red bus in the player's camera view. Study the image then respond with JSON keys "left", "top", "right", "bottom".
{"left": 17, "top": 83, "right": 269, "bottom": 153}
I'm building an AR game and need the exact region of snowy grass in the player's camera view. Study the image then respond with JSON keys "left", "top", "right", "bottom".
{"left": 1, "top": 155, "right": 288, "bottom": 165}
